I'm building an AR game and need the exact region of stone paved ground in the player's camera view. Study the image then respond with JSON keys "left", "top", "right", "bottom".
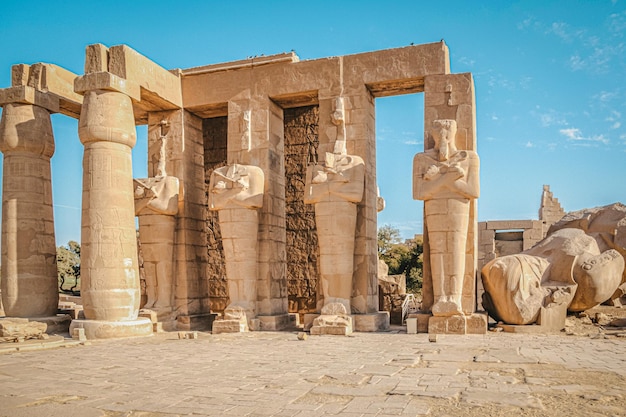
{"left": 0, "top": 329, "right": 625, "bottom": 417}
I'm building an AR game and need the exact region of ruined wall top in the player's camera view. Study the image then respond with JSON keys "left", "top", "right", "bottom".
{"left": 539, "top": 185, "right": 565, "bottom": 228}
{"left": 180, "top": 41, "right": 451, "bottom": 118}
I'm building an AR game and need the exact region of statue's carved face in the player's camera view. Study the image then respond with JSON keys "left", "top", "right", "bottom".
{"left": 432, "top": 120, "right": 457, "bottom": 162}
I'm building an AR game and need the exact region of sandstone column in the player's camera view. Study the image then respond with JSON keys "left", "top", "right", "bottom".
{"left": 0, "top": 63, "right": 82, "bottom": 335}
{"left": 70, "top": 68, "right": 152, "bottom": 338}
{"left": 0, "top": 103, "right": 58, "bottom": 317}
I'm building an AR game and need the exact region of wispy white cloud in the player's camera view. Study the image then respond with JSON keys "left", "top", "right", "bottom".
{"left": 487, "top": 74, "right": 515, "bottom": 90}
{"left": 54, "top": 204, "right": 80, "bottom": 210}
{"left": 559, "top": 127, "right": 610, "bottom": 145}
{"left": 594, "top": 90, "right": 619, "bottom": 103}
{"left": 608, "top": 10, "right": 626, "bottom": 34}
{"left": 386, "top": 220, "right": 423, "bottom": 239}
{"left": 457, "top": 56, "right": 475, "bottom": 67}
{"left": 531, "top": 106, "right": 569, "bottom": 127}
{"left": 517, "top": 16, "right": 539, "bottom": 31}
{"left": 525, "top": 141, "right": 535, "bottom": 148}
{"left": 547, "top": 21, "right": 585, "bottom": 42}
{"left": 519, "top": 14, "right": 626, "bottom": 75}
{"left": 605, "top": 110, "right": 622, "bottom": 129}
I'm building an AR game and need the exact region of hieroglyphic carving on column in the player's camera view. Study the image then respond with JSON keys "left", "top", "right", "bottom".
{"left": 208, "top": 163, "right": 264, "bottom": 329}
{"left": 413, "top": 119, "right": 479, "bottom": 317}
{"left": 0, "top": 103, "right": 58, "bottom": 317}
{"left": 78, "top": 89, "right": 145, "bottom": 324}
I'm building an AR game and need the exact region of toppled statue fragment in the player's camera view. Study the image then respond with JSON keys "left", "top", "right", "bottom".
{"left": 482, "top": 228, "right": 625, "bottom": 326}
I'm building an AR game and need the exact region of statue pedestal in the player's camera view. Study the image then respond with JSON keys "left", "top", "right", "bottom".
{"left": 427, "top": 313, "right": 488, "bottom": 335}
{"left": 309, "top": 303, "right": 353, "bottom": 336}
{"left": 498, "top": 304, "right": 568, "bottom": 334}
{"left": 258, "top": 314, "right": 292, "bottom": 331}
{"left": 310, "top": 316, "right": 353, "bottom": 336}
{"left": 69, "top": 318, "right": 153, "bottom": 340}
{"left": 176, "top": 313, "right": 217, "bottom": 331}
{"left": 353, "top": 312, "right": 390, "bottom": 332}
{"left": 212, "top": 319, "right": 248, "bottom": 334}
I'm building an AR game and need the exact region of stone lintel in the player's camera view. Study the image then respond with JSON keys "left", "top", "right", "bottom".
{"left": 8, "top": 63, "right": 83, "bottom": 118}
{"left": 74, "top": 71, "right": 141, "bottom": 100}
{"left": 271, "top": 90, "right": 319, "bottom": 109}
{"left": 366, "top": 77, "right": 425, "bottom": 97}
{"left": 181, "top": 52, "right": 300, "bottom": 76}
{"left": 108, "top": 44, "right": 182, "bottom": 109}
{"left": 0, "top": 85, "right": 59, "bottom": 112}
{"left": 486, "top": 220, "right": 537, "bottom": 231}
{"left": 182, "top": 41, "right": 449, "bottom": 110}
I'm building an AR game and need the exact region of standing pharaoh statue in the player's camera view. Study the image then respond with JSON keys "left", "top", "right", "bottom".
{"left": 304, "top": 96, "right": 365, "bottom": 334}
{"left": 208, "top": 163, "right": 264, "bottom": 332}
{"left": 133, "top": 122, "right": 181, "bottom": 322}
{"left": 413, "top": 119, "right": 479, "bottom": 317}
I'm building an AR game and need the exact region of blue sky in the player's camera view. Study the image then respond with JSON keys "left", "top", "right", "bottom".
{"left": 1, "top": 0, "right": 625, "bottom": 243}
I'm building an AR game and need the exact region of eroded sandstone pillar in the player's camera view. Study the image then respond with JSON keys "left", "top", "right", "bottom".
{"left": 0, "top": 103, "right": 58, "bottom": 317}
{"left": 70, "top": 88, "right": 152, "bottom": 338}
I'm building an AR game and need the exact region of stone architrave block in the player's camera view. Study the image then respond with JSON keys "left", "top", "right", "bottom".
{"left": 6, "top": 63, "right": 83, "bottom": 118}
{"left": 486, "top": 220, "right": 535, "bottom": 230}
{"left": 108, "top": 45, "right": 182, "bottom": 108}
{"left": 0, "top": 85, "right": 59, "bottom": 112}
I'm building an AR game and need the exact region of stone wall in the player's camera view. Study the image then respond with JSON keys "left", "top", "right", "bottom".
{"left": 284, "top": 106, "right": 319, "bottom": 315}
{"left": 539, "top": 185, "right": 565, "bottom": 233}
{"left": 203, "top": 117, "right": 228, "bottom": 313}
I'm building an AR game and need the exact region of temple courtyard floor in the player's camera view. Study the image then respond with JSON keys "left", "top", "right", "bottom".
{"left": 1, "top": 325, "right": 625, "bottom": 417}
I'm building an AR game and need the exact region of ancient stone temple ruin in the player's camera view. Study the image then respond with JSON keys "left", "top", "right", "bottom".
{"left": 0, "top": 41, "right": 482, "bottom": 338}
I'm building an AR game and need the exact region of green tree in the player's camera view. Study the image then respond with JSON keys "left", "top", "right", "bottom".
{"left": 377, "top": 224, "right": 402, "bottom": 256}
{"left": 57, "top": 241, "right": 80, "bottom": 295}
{"left": 378, "top": 225, "right": 423, "bottom": 294}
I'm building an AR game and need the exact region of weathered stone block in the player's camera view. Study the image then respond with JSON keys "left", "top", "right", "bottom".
{"left": 353, "top": 312, "right": 390, "bottom": 332}
{"left": 0, "top": 318, "right": 47, "bottom": 340}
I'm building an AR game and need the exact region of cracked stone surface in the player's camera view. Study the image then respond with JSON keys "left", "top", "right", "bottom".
{"left": 0, "top": 328, "right": 625, "bottom": 416}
